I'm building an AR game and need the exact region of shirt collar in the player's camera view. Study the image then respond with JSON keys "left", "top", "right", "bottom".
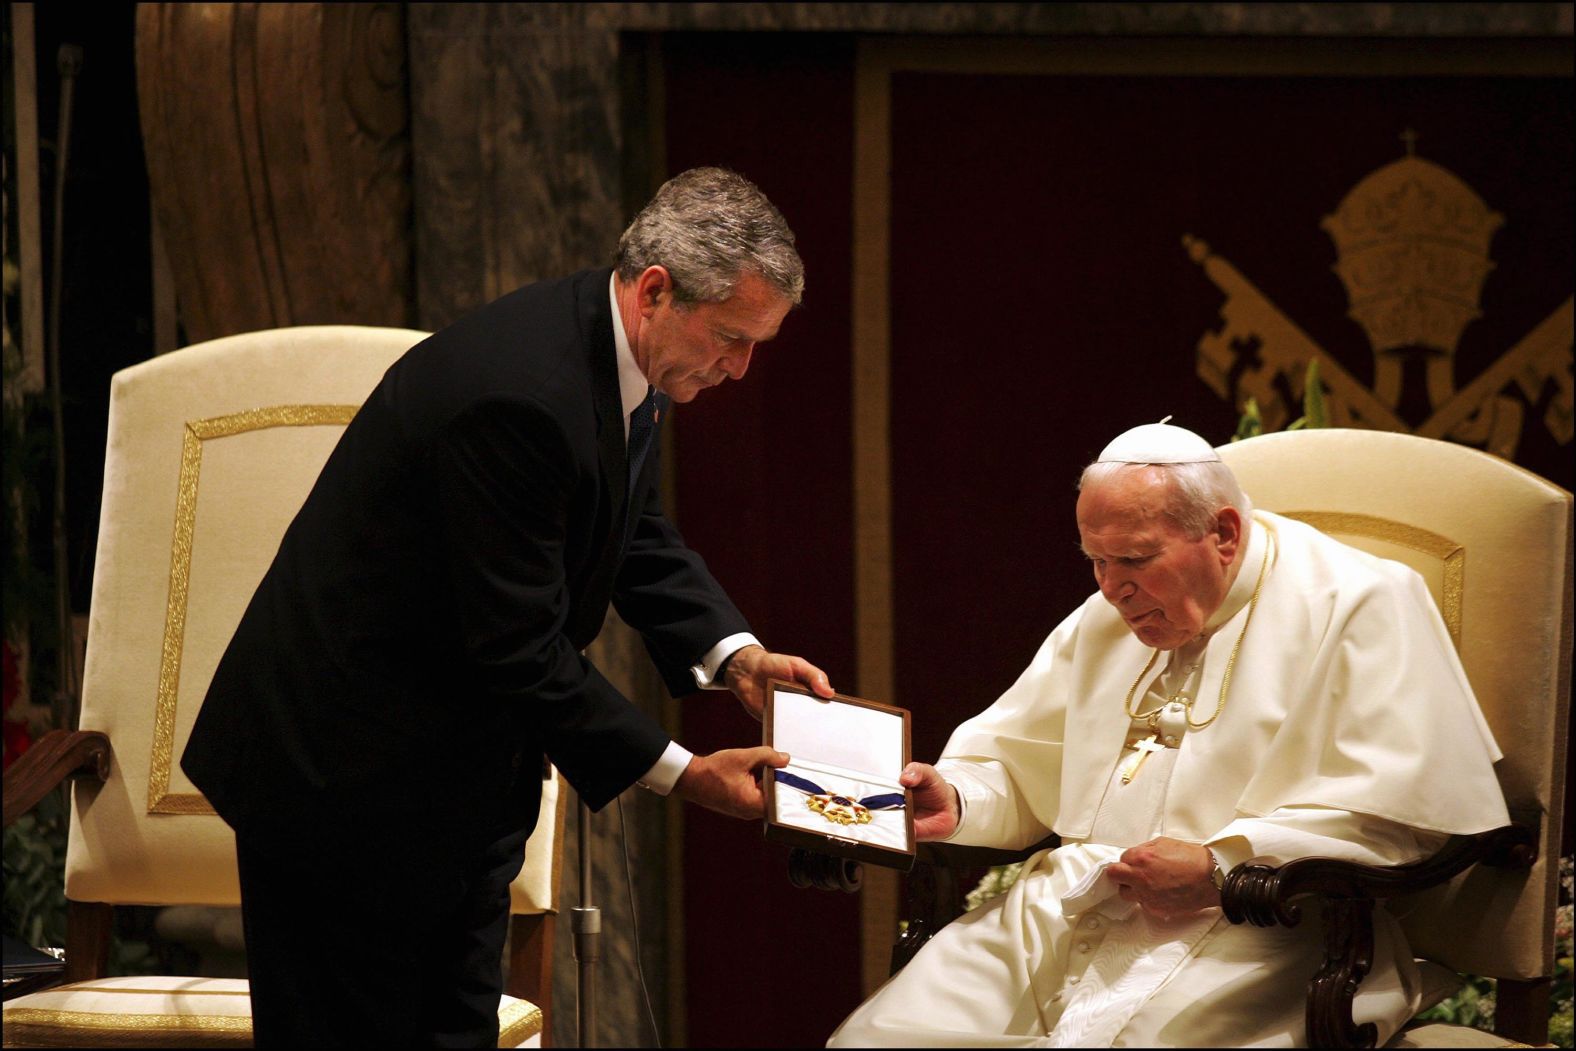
{"left": 610, "top": 273, "right": 651, "bottom": 427}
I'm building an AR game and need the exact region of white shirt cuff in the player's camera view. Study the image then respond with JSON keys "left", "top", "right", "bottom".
{"left": 689, "top": 632, "right": 761, "bottom": 690}
{"left": 637, "top": 740, "right": 694, "bottom": 796}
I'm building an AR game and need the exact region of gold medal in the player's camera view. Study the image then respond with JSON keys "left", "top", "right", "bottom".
{"left": 806, "top": 793, "right": 873, "bottom": 826}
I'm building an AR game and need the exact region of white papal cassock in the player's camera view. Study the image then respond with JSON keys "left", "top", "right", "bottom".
{"left": 829, "top": 511, "right": 1508, "bottom": 1048}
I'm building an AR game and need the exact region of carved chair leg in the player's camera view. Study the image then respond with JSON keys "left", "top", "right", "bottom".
{"left": 1308, "top": 897, "right": 1378, "bottom": 1049}
{"left": 63, "top": 900, "right": 113, "bottom": 984}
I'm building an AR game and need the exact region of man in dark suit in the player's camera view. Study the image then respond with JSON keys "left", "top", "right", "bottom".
{"left": 182, "top": 168, "right": 831, "bottom": 1046}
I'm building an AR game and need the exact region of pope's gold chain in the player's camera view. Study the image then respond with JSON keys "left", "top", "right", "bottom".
{"left": 1122, "top": 527, "right": 1274, "bottom": 732}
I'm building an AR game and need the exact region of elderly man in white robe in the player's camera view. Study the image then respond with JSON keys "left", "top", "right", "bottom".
{"left": 828, "top": 421, "right": 1508, "bottom": 1048}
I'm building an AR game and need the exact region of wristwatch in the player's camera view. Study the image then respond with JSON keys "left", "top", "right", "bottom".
{"left": 1208, "top": 850, "right": 1227, "bottom": 892}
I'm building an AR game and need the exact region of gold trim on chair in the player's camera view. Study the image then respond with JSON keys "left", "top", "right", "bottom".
{"left": 147, "top": 405, "right": 360, "bottom": 815}
{"left": 1282, "top": 511, "right": 1464, "bottom": 649}
{"left": 0, "top": 1007, "right": 253, "bottom": 1047}
{"left": 497, "top": 998, "right": 545, "bottom": 1046}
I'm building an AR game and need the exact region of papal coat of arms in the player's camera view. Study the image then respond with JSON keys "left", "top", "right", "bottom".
{"left": 1189, "top": 133, "right": 1573, "bottom": 461}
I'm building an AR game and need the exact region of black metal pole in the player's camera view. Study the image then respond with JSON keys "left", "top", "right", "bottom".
{"left": 571, "top": 796, "right": 601, "bottom": 1047}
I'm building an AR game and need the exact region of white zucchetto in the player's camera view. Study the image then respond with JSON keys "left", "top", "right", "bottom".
{"left": 1096, "top": 417, "right": 1221, "bottom": 464}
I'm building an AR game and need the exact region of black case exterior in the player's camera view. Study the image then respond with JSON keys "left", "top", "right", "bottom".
{"left": 762, "top": 679, "right": 915, "bottom": 871}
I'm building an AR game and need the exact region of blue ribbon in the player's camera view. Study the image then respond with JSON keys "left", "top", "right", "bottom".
{"left": 774, "top": 769, "right": 905, "bottom": 811}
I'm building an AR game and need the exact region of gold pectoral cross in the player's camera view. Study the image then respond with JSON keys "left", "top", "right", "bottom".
{"left": 1118, "top": 734, "right": 1167, "bottom": 785}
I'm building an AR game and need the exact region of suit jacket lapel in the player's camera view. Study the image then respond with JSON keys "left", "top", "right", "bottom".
{"left": 582, "top": 270, "right": 628, "bottom": 535}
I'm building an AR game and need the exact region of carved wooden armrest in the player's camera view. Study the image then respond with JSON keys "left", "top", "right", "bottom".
{"left": 787, "top": 848, "right": 866, "bottom": 894}
{"left": 1219, "top": 821, "right": 1538, "bottom": 1049}
{"left": 892, "top": 835, "right": 1060, "bottom": 974}
{"left": 3, "top": 729, "right": 112, "bottom": 828}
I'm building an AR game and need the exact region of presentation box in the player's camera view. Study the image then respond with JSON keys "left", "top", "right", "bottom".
{"left": 762, "top": 679, "right": 914, "bottom": 870}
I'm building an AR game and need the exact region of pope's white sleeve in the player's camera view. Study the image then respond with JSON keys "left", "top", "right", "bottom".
{"left": 935, "top": 757, "right": 1055, "bottom": 850}
{"left": 1205, "top": 805, "right": 1449, "bottom": 874}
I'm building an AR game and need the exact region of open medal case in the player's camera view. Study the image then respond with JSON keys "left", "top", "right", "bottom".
{"left": 762, "top": 679, "right": 915, "bottom": 870}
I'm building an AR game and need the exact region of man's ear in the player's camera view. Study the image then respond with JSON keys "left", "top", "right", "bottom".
{"left": 635, "top": 265, "right": 672, "bottom": 316}
{"left": 1214, "top": 506, "right": 1243, "bottom": 564}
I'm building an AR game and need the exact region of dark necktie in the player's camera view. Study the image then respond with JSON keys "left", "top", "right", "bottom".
{"left": 627, "top": 388, "right": 663, "bottom": 495}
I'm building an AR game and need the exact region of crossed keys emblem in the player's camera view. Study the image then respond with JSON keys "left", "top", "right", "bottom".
{"left": 1189, "top": 136, "right": 1572, "bottom": 460}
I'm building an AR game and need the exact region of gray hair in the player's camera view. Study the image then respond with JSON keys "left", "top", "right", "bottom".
{"left": 616, "top": 167, "right": 804, "bottom": 307}
{"left": 1078, "top": 460, "right": 1252, "bottom": 539}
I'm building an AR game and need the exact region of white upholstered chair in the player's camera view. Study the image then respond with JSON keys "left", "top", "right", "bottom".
{"left": 1215, "top": 428, "right": 1571, "bottom": 1048}
{"left": 1, "top": 326, "right": 562, "bottom": 1048}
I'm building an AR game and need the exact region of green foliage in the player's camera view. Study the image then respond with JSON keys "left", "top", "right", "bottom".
{"left": 1302, "top": 358, "right": 1328, "bottom": 429}
{"left": 1418, "top": 855, "right": 1576, "bottom": 1046}
{"left": 1233, "top": 397, "right": 1264, "bottom": 442}
{"left": 1415, "top": 974, "right": 1497, "bottom": 1030}
{"left": 2, "top": 790, "right": 69, "bottom": 950}
{"left": 1232, "top": 358, "right": 1328, "bottom": 441}
{"left": 963, "top": 862, "right": 1025, "bottom": 913}
{"left": 1551, "top": 855, "right": 1574, "bottom": 1047}
{"left": 2, "top": 787, "right": 159, "bottom": 975}
{"left": 1549, "top": 988, "right": 1573, "bottom": 1049}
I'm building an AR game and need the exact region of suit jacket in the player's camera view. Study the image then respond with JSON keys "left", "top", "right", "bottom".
{"left": 182, "top": 268, "right": 749, "bottom": 845}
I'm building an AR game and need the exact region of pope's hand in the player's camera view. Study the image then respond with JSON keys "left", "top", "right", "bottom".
{"left": 672, "top": 746, "right": 790, "bottom": 820}
{"left": 900, "top": 762, "right": 960, "bottom": 841}
{"left": 723, "top": 644, "right": 834, "bottom": 721}
{"left": 1105, "top": 837, "right": 1218, "bottom": 920}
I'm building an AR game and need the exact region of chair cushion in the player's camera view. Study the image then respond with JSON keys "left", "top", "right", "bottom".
{"left": 2, "top": 976, "right": 252, "bottom": 1047}
{"left": 1, "top": 975, "right": 543, "bottom": 1048}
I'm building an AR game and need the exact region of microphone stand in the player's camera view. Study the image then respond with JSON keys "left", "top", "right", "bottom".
{"left": 571, "top": 796, "right": 600, "bottom": 1046}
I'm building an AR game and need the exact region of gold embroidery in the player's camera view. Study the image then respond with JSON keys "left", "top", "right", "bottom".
{"left": 0, "top": 1007, "right": 252, "bottom": 1045}
{"left": 1192, "top": 140, "right": 1572, "bottom": 460}
{"left": 1281, "top": 511, "right": 1464, "bottom": 650}
{"left": 1322, "top": 150, "right": 1502, "bottom": 366}
{"left": 5, "top": 987, "right": 542, "bottom": 1047}
{"left": 147, "top": 405, "right": 361, "bottom": 815}
{"left": 39, "top": 983, "right": 248, "bottom": 995}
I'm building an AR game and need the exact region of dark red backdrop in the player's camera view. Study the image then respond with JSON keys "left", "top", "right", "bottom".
{"left": 665, "top": 33, "right": 861, "bottom": 1049}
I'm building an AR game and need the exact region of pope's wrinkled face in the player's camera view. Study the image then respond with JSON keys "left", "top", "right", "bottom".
{"left": 634, "top": 268, "right": 791, "bottom": 403}
{"left": 1076, "top": 467, "right": 1241, "bottom": 651}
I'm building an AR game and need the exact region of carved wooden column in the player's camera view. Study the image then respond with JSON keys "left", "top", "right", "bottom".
{"left": 136, "top": 3, "right": 413, "bottom": 344}
{"left": 406, "top": 4, "right": 624, "bottom": 329}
